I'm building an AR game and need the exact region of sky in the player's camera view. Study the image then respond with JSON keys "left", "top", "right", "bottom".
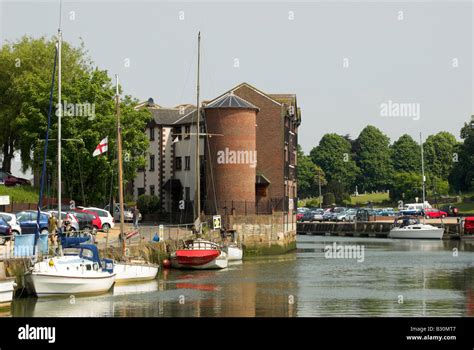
{"left": 1, "top": 0, "right": 473, "bottom": 154}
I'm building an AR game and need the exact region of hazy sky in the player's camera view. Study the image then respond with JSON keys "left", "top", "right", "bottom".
{"left": 1, "top": 0, "right": 473, "bottom": 153}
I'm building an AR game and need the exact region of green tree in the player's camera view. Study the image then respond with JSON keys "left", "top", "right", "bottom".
{"left": 353, "top": 125, "right": 393, "bottom": 191}
{"left": 391, "top": 134, "right": 421, "bottom": 173}
{"left": 297, "top": 145, "right": 326, "bottom": 199}
{"left": 450, "top": 120, "right": 474, "bottom": 191}
{"left": 310, "top": 133, "right": 359, "bottom": 191}
{"left": 0, "top": 36, "right": 151, "bottom": 205}
{"left": 423, "top": 132, "right": 458, "bottom": 181}
{"left": 389, "top": 172, "right": 422, "bottom": 203}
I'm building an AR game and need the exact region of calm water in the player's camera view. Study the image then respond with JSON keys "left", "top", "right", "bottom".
{"left": 9, "top": 235, "right": 474, "bottom": 317}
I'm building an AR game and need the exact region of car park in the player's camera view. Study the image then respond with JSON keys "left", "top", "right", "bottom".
{"left": 336, "top": 208, "right": 357, "bottom": 222}
{"left": 81, "top": 207, "right": 115, "bottom": 232}
{"left": 16, "top": 210, "right": 49, "bottom": 235}
{"left": 104, "top": 203, "right": 141, "bottom": 222}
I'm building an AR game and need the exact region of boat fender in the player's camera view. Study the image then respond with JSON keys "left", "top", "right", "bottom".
{"left": 48, "top": 259, "right": 54, "bottom": 267}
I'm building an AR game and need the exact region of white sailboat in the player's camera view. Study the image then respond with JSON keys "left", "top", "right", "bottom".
{"left": 112, "top": 75, "right": 159, "bottom": 283}
{"left": 26, "top": 23, "right": 116, "bottom": 297}
{"left": 389, "top": 133, "right": 444, "bottom": 240}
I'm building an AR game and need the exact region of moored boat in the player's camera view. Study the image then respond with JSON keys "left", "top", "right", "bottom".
{"left": 25, "top": 244, "right": 116, "bottom": 297}
{"left": 388, "top": 216, "right": 444, "bottom": 240}
{"left": 171, "top": 239, "right": 228, "bottom": 269}
{"left": 114, "top": 261, "right": 159, "bottom": 283}
{"left": 0, "top": 278, "right": 16, "bottom": 307}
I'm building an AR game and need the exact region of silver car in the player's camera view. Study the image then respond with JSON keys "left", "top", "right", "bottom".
{"left": 104, "top": 204, "right": 142, "bottom": 222}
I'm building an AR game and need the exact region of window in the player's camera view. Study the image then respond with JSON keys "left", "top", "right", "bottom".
{"left": 150, "top": 185, "right": 155, "bottom": 196}
{"left": 185, "top": 187, "right": 190, "bottom": 201}
{"left": 175, "top": 157, "right": 182, "bottom": 170}
{"left": 185, "top": 125, "right": 191, "bottom": 140}
{"left": 173, "top": 126, "right": 182, "bottom": 141}
{"left": 137, "top": 188, "right": 145, "bottom": 196}
{"left": 149, "top": 127, "right": 155, "bottom": 141}
{"left": 149, "top": 155, "right": 155, "bottom": 171}
{"left": 285, "top": 146, "right": 288, "bottom": 162}
{"left": 185, "top": 156, "right": 191, "bottom": 170}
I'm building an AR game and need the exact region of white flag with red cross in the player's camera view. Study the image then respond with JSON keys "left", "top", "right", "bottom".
{"left": 93, "top": 137, "right": 108, "bottom": 157}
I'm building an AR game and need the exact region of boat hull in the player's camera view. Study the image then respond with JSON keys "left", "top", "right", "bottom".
{"left": 114, "top": 262, "right": 159, "bottom": 283}
{"left": 389, "top": 226, "right": 444, "bottom": 240}
{"left": 226, "top": 246, "right": 243, "bottom": 261}
{"left": 171, "top": 251, "right": 228, "bottom": 270}
{"left": 0, "top": 279, "right": 15, "bottom": 307}
{"left": 26, "top": 272, "right": 116, "bottom": 297}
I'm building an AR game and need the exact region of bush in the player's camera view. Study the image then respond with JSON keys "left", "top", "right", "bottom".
{"left": 305, "top": 198, "right": 320, "bottom": 208}
{"left": 137, "top": 195, "right": 160, "bottom": 215}
{"left": 323, "top": 192, "right": 336, "bottom": 206}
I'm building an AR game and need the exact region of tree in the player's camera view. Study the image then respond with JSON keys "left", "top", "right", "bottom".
{"left": 450, "top": 120, "right": 474, "bottom": 191}
{"left": 309, "top": 133, "right": 359, "bottom": 191}
{"left": 297, "top": 145, "right": 326, "bottom": 199}
{"left": 391, "top": 134, "right": 421, "bottom": 173}
{"left": 423, "top": 132, "right": 458, "bottom": 181}
{"left": 0, "top": 36, "right": 151, "bottom": 205}
{"left": 325, "top": 180, "right": 350, "bottom": 205}
{"left": 389, "top": 172, "right": 422, "bottom": 203}
{"left": 353, "top": 125, "right": 393, "bottom": 192}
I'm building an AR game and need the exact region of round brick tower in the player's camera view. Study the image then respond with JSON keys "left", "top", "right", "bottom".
{"left": 204, "top": 92, "right": 259, "bottom": 214}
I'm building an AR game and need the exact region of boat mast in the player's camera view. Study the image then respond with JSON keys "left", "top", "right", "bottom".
{"left": 195, "top": 32, "right": 201, "bottom": 221}
{"left": 116, "top": 75, "right": 126, "bottom": 257}
{"left": 57, "top": 14, "right": 62, "bottom": 230}
{"left": 420, "top": 132, "right": 426, "bottom": 222}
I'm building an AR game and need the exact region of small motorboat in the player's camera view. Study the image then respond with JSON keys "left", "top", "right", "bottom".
{"left": 171, "top": 239, "right": 228, "bottom": 270}
{"left": 0, "top": 279, "right": 15, "bottom": 307}
{"left": 114, "top": 261, "right": 159, "bottom": 283}
{"left": 25, "top": 244, "right": 116, "bottom": 297}
{"left": 389, "top": 216, "right": 444, "bottom": 240}
{"left": 225, "top": 243, "right": 243, "bottom": 261}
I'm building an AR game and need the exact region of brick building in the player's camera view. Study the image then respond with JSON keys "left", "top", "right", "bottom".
{"left": 133, "top": 83, "right": 300, "bottom": 218}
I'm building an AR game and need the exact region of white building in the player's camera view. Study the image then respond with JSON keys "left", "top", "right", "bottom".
{"left": 133, "top": 99, "right": 204, "bottom": 213}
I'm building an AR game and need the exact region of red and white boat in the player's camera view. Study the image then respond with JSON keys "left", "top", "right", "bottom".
{"left": 170, "top": 239, "right": 228, "bottom": 270}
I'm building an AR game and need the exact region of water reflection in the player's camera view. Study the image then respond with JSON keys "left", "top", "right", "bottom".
{"left": 9, "top": 236, "right": 474, "bottom": 317}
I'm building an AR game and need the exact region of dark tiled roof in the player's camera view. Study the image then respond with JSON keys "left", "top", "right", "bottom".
{"left": 204, "top": 92, "right": 259, "bottom": 110}
{"left": 147, "top": 106, "right": 202, "bottom": 126}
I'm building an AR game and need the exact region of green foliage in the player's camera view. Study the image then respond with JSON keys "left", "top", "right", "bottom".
{"left": 0, "top": 36, "right": 151, "bottom": 205}
{"left": 391, "top": 134, "right": 421, "bottom": 173}
{"left": 0, "top": 186, "right": 38, "bottom": 203}
{"left": 389, "top": 172, "right": 422, "bottom": 202}
{"left": 423, "top": 132, "right": 459, "bottom": 180}
{"left": 304, "top": 198, "right": 321, "bottom": 208}
{"left": 297, "top": 145, "right": 326, "bottom": 199}
{"left": 323, "top": 192, "right": 335, "bottom": 206}
{"left": 310, "top": 133, "right": 359, "bottom": 190}
{"left": 450, "top": 121, "right": 474, "bottom": 191}
{"left": 137, "top": 194, "right": 161, "bottom": 215}
{"left": 353, "top": 126, "right": 393, "bottom": 192}
{"left": 325, "top": 180, "right": 350, "bottom": 204}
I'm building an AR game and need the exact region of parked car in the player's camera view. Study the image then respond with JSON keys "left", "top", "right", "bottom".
{"left": 16, "top": 210, "right": 50, "bottom": 235}
{"left": 330, "top": 207, "right": 347, "bottom": 221}
{"left": 464, "top": 217, "right": 474, "bottom": 235}
{"left": 356, "top": 208, "right": 373, "bottom": 221}
{"left": 0, "top": 217, "right": 12, "bottom": 245}
{"left": 302, "top": 208, "right": 325, "bottom": 222}
{"left": 424, "top": 208, "right": 448, "bottom": 219}
{"left": 0, "top": 212, "right": 21, "bottom": 235}
{"left": 0, "top": 170, "right": 31, "bottom": 187}
{"left": 440, "top": 205, "right": 459, "bottom": 217}
{"left": 104, "top": 203, "right": 142, "bottom": 222}
{"left": 399, "top": 203, "right": 431, "bottom": 216}
{"left": 81, "top": 207, "right": 115, "bottom": 232}
{"left": 322, "top": 208, "right": 334, "bottom": 221}
{"left": 336, "top": 208, "right": 357, "bottom": 222}
{"left": 68, "top": 210, "right": 94, "bottom": 232}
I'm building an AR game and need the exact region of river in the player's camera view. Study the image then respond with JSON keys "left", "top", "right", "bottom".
{"left": 9, "top": 235, "right": 474, "bottom": 317}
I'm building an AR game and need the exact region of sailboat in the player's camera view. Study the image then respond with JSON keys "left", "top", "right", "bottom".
{"left": 389, "top": 133, "right": 444, "bottom": 240}
{"left": 170, "top": 33, "right": 228, "bottom": 270}
{"left": 112, "top": 75, "right": 159, "bottom": 283}
{"left": 25, "top": 23, "right": 116, "bottom": 297}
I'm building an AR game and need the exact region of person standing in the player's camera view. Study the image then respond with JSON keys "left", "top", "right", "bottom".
{"left": 133, "top": 206, "right": 140, "bottom": 229}
{"left": 48, "top": 212, "right": 58, "bottom": 245}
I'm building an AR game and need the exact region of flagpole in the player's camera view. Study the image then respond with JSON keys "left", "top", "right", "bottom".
{"left": 116, "top": 75, "right": 126, "bottom": 258}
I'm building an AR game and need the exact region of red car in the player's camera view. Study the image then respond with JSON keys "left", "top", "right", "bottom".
{"left": 424, "top": 208, "right": 448, "bottom": 219}
{"left": 296, "top": 213, "right": 304, "bottom": 221}
{"left": 73, "top": 209, "right": 102, "bottom": 231}
{"left": 464, "top": 217, "right": 474, "bottom": 235}
{"left": 0, "top": 171, "right": 31, "bottom": 187}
